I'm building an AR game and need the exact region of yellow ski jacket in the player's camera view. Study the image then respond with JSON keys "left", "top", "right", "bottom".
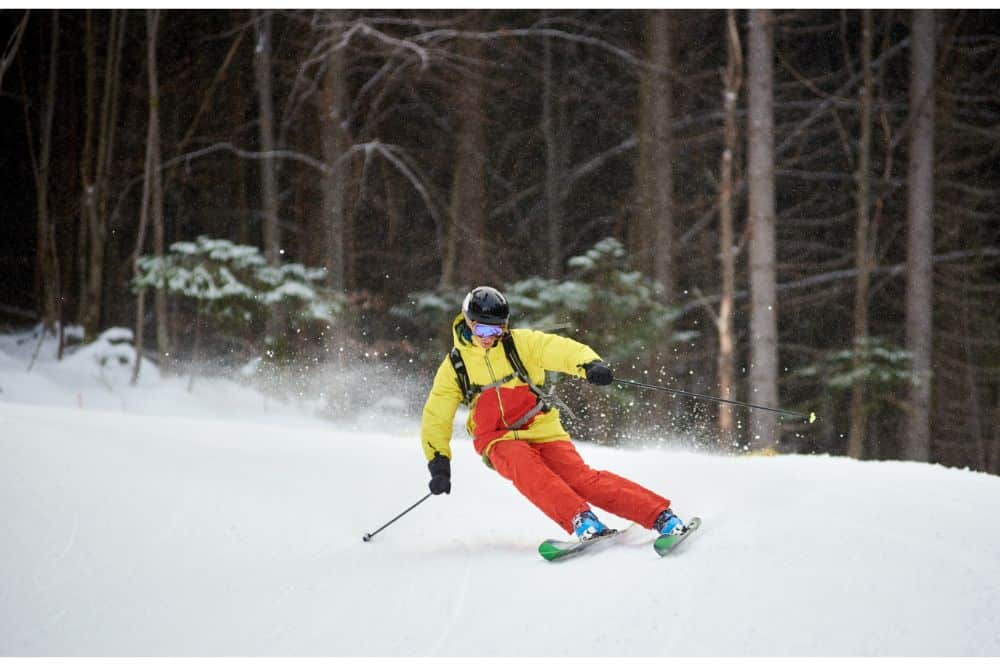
{"left": 421, "top": 314, "right": 602, "bottom": 465}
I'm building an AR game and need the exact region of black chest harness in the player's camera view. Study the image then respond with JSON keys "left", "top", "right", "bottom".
{"left": 448, "top": 335, "right": 577, "bottom": 431}
{"left": 448, "top": 335, "right": 531, "bottom": 404}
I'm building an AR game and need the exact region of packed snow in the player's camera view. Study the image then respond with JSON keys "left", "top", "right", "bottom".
{"left": 2, "top": 327, "right": 999, "bottom": 657}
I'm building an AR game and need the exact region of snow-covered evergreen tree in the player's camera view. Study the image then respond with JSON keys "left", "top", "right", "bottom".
{"left": 133, "top": 237, "right": 345, "bottom": 361}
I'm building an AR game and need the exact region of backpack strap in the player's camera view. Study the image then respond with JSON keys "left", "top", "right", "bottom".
{"left": 448, "top": 347, "right": 477, "bottom": 405}
{"left": 502, "top": 335, "right": 555, "bottom": 416}
{"left": 501, "top": 335, "right": 530, "bottom": 384}
{"left": 503, "top": 334, "right": 577, "bottom": 421}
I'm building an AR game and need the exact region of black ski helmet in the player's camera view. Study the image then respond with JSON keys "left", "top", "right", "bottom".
{"left": 462, "top": 286, "right": 509, "bottom": 325}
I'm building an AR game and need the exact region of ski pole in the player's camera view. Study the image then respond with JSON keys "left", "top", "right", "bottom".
{"left": 614, "top": 377, "right": 817, "bottom": 423}
{"left": 362, "top": 492, "right": 433, "bottom": 542}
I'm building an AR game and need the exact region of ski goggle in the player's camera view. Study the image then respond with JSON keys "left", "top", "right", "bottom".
{"left": 470, "top": 322, "right": 505, "bottom": 338}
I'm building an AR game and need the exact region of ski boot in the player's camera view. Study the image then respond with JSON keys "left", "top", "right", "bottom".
{"left": 572, "top": 510, "right": 611, "bottom": 542}
{"left": 654, "top": 508, "right": 685, "bottom": 536}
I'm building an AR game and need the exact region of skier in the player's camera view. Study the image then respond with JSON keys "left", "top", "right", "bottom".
{"left": 420, "top": 285, "right": 686, "bottom": 543}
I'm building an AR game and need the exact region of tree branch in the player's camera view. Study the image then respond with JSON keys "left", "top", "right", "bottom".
{"left": 0, "top": 9, "right": 30, "bottom": 92}
{"left": 678, "top": 247, "right": 1000, "bottom": 317}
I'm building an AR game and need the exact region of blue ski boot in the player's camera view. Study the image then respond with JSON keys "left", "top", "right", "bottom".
{"left": 654, "top": 508, "right": 685, "bottom": 536}
{"left": 653, "top": 509, "right": 700, "bottom": 557}
{"left": 572, "top": 510, "right": 610, "bottom": 542}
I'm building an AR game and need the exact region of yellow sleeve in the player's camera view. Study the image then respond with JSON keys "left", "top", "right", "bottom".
{"left": 513, "top": 329, "right": 601, "bottom": 381}
{"left": 420, "top": 357, "right": 464, "bottom": 461}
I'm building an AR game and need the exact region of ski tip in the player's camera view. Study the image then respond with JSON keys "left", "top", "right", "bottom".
{"left": 538, "top": 540, "right": 563, "bottom": 561}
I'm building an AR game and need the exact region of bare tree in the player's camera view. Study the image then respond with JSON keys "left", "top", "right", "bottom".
{"left": 903, "top": 9, "right": 936, "bottom": 462}
{"left": 441, "top": 31, "right": 489, "bottom": 288}
{"left": 717, "top": 9, "right": 742, "bottom": 444}
{"left": 79, "top": 10, "right": 126, "bottom": 340}
{"left": 255, "top": 10, "right": 281, "bottom": 266}
{"left": 542, "top": 24, "right": 567, "bottom": 279}
{"left": 746, "top": 9, "right": 779, "bottom": 450}
{"left": 131, "top": 9, "right": 162, "bottom": 385}
{"left": 79, "top": 10, "right": 98, "bottom": 334}
{"left": 0, "top": 10, "right": 29, "bottom": 92}
{"left": 27, "top": 10, "right": 60, "bottom": 333}
{"left": 148, "top": 10, "right": 167, "bottom": 364}
{"left": 848, "top": 10, "right": 875, "bottom": 460}
{"left": 636, "top": 10, "right": 675, "bottom": 302}
{"left": 254, "top": 9, "right": 286, "bottom": 342}
{"left": 317, "top": 13, "right": 352, "bottom": 292}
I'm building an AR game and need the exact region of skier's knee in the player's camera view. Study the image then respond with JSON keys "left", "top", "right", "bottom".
{"left": 566, "top": 466, "right": 602, "bottom": 489}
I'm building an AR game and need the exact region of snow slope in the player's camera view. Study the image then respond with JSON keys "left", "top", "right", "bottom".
{"left": 2, "top": 331, "right": 1000, "bottom": 657}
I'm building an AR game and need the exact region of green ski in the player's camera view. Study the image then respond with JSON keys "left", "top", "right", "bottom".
{"left": 538, "top": 524, "right": 635, "bottom": 562}
{"left": 653, "top": 516, "right": 701, "bottom": 556}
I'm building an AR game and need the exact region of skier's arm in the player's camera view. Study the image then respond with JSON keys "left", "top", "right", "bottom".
{"left": 516, "top": 329, "right": 602, "bottom": 380}
{"left": 420, "top": 357, "right": 464, "bottom": 461}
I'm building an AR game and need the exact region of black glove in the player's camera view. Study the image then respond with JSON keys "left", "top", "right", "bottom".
{"left": 584, "top": 360, "right": 613, "bottom": 386}
{"left": 428, "top": 453, "right": 451, "bottom": 495}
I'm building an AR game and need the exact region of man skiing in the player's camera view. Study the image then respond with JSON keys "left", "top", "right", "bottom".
{"left": 420, "top": 285, "right": 686, "bottom": 543}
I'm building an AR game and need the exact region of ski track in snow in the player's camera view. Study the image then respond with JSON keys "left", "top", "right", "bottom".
{"left": 426, "top": 541, "right": 472, "bottom": 657}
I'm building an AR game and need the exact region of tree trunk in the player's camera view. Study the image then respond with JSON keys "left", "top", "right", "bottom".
{"left": 848, "top": 10, "right": 875, "bottom": 460}
{"left": 717, "top": 9, "right": 742, "bottom": 444}
{"left": 254, "top": 10, "right": 284, "bottom": 341}
{"left": 746, "top": 9, "right": 780, "bottom": 450}
{"left": 254, "top": 10, "right": 280, "bottom": 266}
{"left": 145, "top": 9, "right": 168, "bottom": 365}
{"left": 960, "top": 275, "right": 985, "bottom": 471}
{"left": 440, "top": 33, "right": 488, "bottom": 289}
{"left": 52, "top": 217, "right": 64, "bottom": 360}
{"left": 542, "top": 27, "right": 566, "bottom": 279}
{"left": 79, "top": 10, "right": 96, "bottom": 326}
{"left": 80, "top": 10, "right": 126, "bottom": 340}
{"left": 318, "top": 15, "right": 351, "bottom": 292}
{"left": 902, "top": 9, "right": 936, "bottom": 463}
{"left": 637, "top": 10, "right": 675, "bottom": 302}
{"left": 187, "top": 307, "right": 202, "bottom": 393}
{"left": 993, "top": 387, "right": 1000, "bottom": 475}
{"left": 32, "top": 10, "right": 60, "bottom": 333}
{"left": 131, "top": 10, "right": 161, "bottom": 386}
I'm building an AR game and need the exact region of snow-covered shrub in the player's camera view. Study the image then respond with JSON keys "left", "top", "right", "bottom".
{"left": 133, "top": 237, "right": 346, "bottom": 364}
{"left": 794, "top": 337, "right": 914, "bottom": 416}
{"left": 85, "top": 327, "right": 137, "bottom": 367}
{"left": 135, "top": 237, "right": 342, "bottom": 328}
{"left": 394, "top": 238, "right": 687, "bottom": 364}
{"left": 55, "top": 326, "right": 159, "bottom": 389}
{"left": 505, "top": 237, "right": 688, "bottom": 368}
{"left": 388, "top": 288, "right": 466, "bottom": 364}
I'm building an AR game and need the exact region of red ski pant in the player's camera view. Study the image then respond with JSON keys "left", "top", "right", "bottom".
{"left": 487, "top": 439, "right": 671, "bottom": 534}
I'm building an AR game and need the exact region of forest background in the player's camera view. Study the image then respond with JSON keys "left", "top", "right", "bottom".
{"left": 1, "top": 9, "right": 998, "bottom": 474}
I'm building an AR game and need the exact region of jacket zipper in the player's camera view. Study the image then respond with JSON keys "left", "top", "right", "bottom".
{"left": 484, "top": 347, "right": 519, "bottom": 439}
